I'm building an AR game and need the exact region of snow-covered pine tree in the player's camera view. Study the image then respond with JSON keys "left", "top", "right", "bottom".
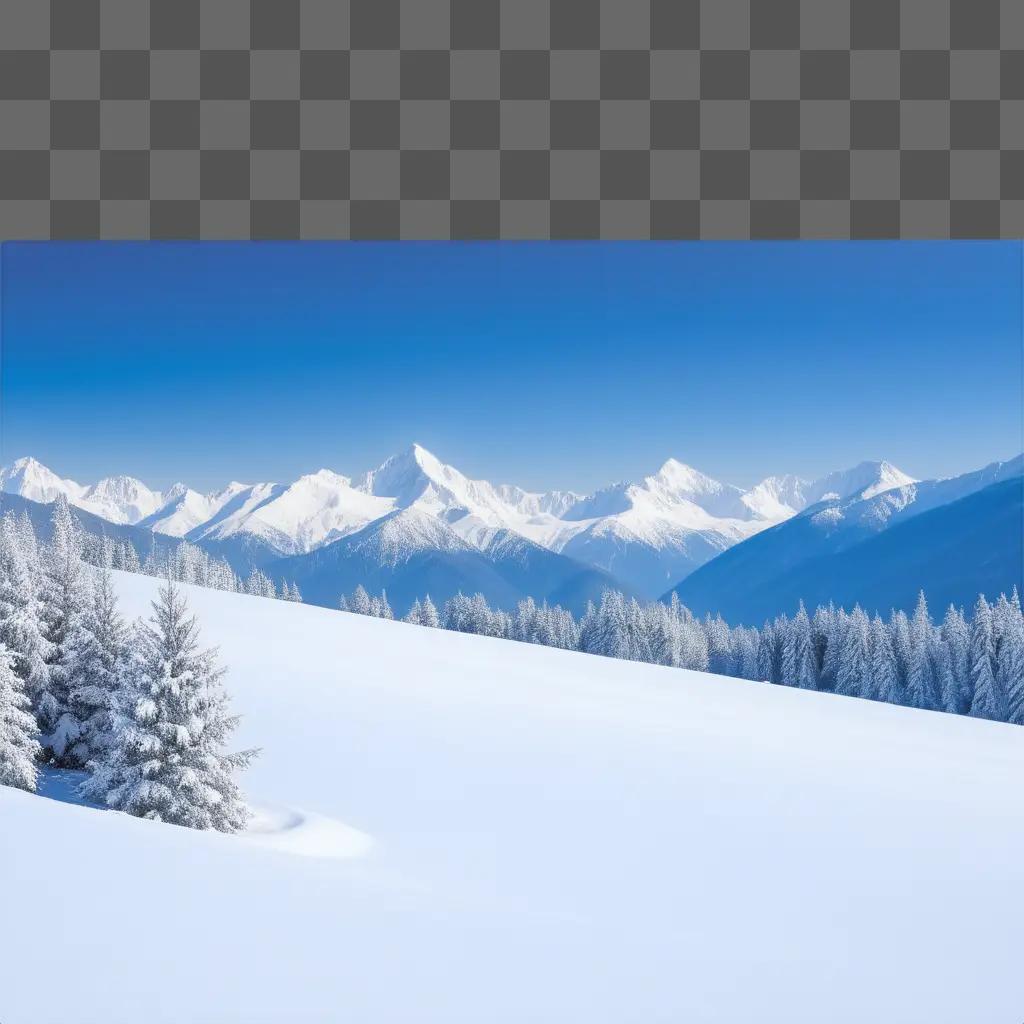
{"left": 0, "top": 643, "right": 41, "bottom": 792}
{"left": 904, "top": 592, "right": 938, "bottom": 711}
{"left": 374, "top": 590, "right": 394, "bottom": 620}
{"left": 835, "top": 606, "right": 870, "bottom": 698}
{"left": 419, "top": 594, "right": 440, "bottom": 628}
{"left": 82, "top": 579, "right": 255, "bottom": 831}
{"left": 38, "top": 496, "right": 90, "bottom": 765}
{"left": 996, "top": 594, "right": 1024, "bottom": 725}
{"left": 968, "top": 595, "right": 1007, "bottom": 721}
{"left": 705, "top": 614, "right": 734, "bottom": 675}
{"left": 932, "top": 639, "right": 961, "bottom": 716}
{"left": 349, "top": 585, "right": 372, "bottom": 616}
{"left": 868, "top": 614, "right": 900, "bottom": 704}
{"left": 889, "top": 609, "right": 912, "bottom": 693}
{"left": 818, "top": 607, "right": 847, "bottom": 691}
{"left": 121, "top": 541, "right": 142, "bottom": 574}
{"left": 756, "top": 619, "right": 782, "bottom": 683}
{"left": 782, "top": 603, "right": 816, "bottom": 689}
{"left": 404, "top": 598, "right": 423, "bottom": 625}
{"left": 940, "top": 605, "right": 971, "bottom": 715}
{"left": 66, "top": 566, "right": 127, "bottom": 767}
{"left": 0, "top": 514, "right": 52, "bottom": 719}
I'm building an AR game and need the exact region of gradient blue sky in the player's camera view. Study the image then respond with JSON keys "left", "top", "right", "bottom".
{"left": 1, "top": 241, "right": 1021, "bottom": 493}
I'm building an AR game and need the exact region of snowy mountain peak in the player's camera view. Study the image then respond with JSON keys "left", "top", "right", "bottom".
{"left": 0, "top": 456, "right": 85, "bottom": 504}
{"left": 810, "top": 460, "right": 916, "bottom": 504}
{"left": 81, "top": 474, "right": 163, "bottom": 524}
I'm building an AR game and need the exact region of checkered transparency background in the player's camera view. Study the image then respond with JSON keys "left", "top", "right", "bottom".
{"left": 0, "top": 0, "right": 1021, "bottom": 239}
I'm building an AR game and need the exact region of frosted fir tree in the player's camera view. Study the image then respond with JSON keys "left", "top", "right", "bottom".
{"left": 904, "top": 592, "right": 937, "bottom": 710}
{"left": 782, "top": 603, "right": 817, "bottom": 690}
{"left": 404, "top": 598, "right": 424, "bottom": 625}
{"left": 968, "top": 595, "right": 1007, "bottom": 721}
{"left": 0, "top": 644, "right": 40, "bottom": 792}
{"left": 755, "top": 620, "right": 778, "bottom": 683}
{"left": 419, "top": 594, "right": 440, "bottom": 628}
{"left": 38, "top": 496, "right": 90, "bottom": 764}
{"left": 66, "top": 567, "right": 127, "bottom": 767}
{"left": 835, "top": 606, "right": 870, "bottom": 698}
{"left": 868, "top": 614, "right": 900, "bottom": 704}
{"left": 372, "top": 590, "right": 394, "bottom": 620}
{"left": 940, "top": 605, "right": 972, "bottom": 715}
{"left": 82, "top": 580, "right": 256, "bottom": 832}
{"left": 0, "top": 514, "right": 52, "bottom": 714}
{"left": 349, "top": 585, "right": 373, "bottom": 616}
{"left": 997, "top": 597, "right": 1024, "bottom": 725}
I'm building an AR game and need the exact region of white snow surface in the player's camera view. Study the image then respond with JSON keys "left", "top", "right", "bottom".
{"left": 3, "top": 572, "right": 1023, "bottom": 1023}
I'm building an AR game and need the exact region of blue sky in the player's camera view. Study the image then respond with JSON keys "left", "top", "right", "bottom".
{"left": 1, "top": 241, "right": 1021, "bottom": 493}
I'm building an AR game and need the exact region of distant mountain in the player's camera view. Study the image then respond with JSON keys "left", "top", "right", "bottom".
{"left": 267, "top": 509, "right": 523, "bottom": 613}
{"left": 666, "top": 457, "right": 1024, "bottom": 624}
{"left": 0, "top": 457, "right": 163, "bottom": 525}
{"left": 1, "top": 447, "right": 921, "bottom": 607}
{"left": 268, "top": 510, "right": 635, "bottom": 615}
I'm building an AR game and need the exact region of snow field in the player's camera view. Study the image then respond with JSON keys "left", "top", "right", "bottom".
{"left": 3, "top": 571, "right": 1024, "bottom": 1023}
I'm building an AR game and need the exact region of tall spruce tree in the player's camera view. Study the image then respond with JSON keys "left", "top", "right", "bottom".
{"left": 0, "top": 514, "right": 51, "bottom": 715}
{"left": 996, "top": 596, "right": 1024, "bottom": 725}
{"left": 782, "top": 603, "right": 817, "bottom": 689}
{"left": 968, "top": 595, "right": 1007, "bottom": 721}
{"left": 905, "top": 592, "right": 938, "bottom": 710}
{"left": 66, "top": 567, "right": 127, "bottom": 767}
{"left": 81, "top": 580, "right": 255, "bottom": 831}
{"left": 868, "top": 614, "right": 900, "bottom": 703}
{"left": 39, "top": 496, "right": 90, "bottom": 764}
{"left": 0, "top": 644, "right": 40, "bottom": 792}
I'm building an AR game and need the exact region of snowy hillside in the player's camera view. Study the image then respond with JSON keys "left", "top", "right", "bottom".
{"left": 3, "top": 573, "right": 1023, "bottom": 1023}
{"left": 1, "top": 448, "right": 917, "bottom": 604}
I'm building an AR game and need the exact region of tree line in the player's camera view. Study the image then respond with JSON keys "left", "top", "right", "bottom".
{"left": 0, "top": 498, "right": 254, "bottom": 831}
{"left": 91, "top": 533, "right": 303, "bottom": 602}
{"left": 338, "top": 582, "right": 1024, "bottom": 724}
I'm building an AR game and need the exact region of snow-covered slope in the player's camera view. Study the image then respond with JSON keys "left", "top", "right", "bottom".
{"left": 3, "top": 573, "right": 1023, "bottom": 1023}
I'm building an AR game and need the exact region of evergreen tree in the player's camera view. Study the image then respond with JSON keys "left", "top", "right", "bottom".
{"left": 968, "top": 595, "right": 1007, "bottom": 721}
{"left": 419, "top": 594, "right": 440, "bottom": 628}
{"left": 373, "top": 590, "right": 393, "bottom": 620}
{"left": 0, "top": 644, "right": 40, "bottom": 792}
{"left": 38, "top": 496, "right": 90, "bottom": 764}
{"left": 404, "top": 598, "right": 423, "bottom": 625}
{"left": 905, "top": 592, "right": 937, "bottom": 710}
{"left": 82, "top": 580, "right": 255, "bottom": 831}
{"left": 996, "top": 595, "right": 1024, "bottom": 725}
{"left": 782, "top": 603, "right": 816, "bottom": 689}
{"left": 66, "top": 567, "right": 127, "bottom": 767}
{"left": 940, "top": 605, "right": 971, "bottom": 714}
{"left": 0, "top": 514, "right": 52, "bottom": 716}
{"left": 868, "top": 614, "right": 900, "bottom": 704}
{"left": 349, "top": 585, "right": 373, "bottom": 616}
{"left": 835, "top": 606, "right": 870, "bottom": 698}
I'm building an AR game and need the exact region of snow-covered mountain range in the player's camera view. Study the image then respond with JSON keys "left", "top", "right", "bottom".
{"left": 0, "top": 449, "right": 917, "bottom": 602}
{"left": 669, "top": 454, "right": 1024, "bottom": 624}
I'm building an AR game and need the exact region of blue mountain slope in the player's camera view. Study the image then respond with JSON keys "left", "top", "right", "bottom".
{"left": 479, "top": 529, "right": 638, "bottom": 615}
{"left": 268, "top": 511, "right": 637, "bottom": 615}
{"left": 667, "top": 475, "right": 1023, "bottom": 624}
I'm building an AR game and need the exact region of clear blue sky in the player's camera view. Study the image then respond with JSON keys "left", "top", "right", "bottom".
{"left": 1, "top": 241, "right": 1021, "bottom": 493}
